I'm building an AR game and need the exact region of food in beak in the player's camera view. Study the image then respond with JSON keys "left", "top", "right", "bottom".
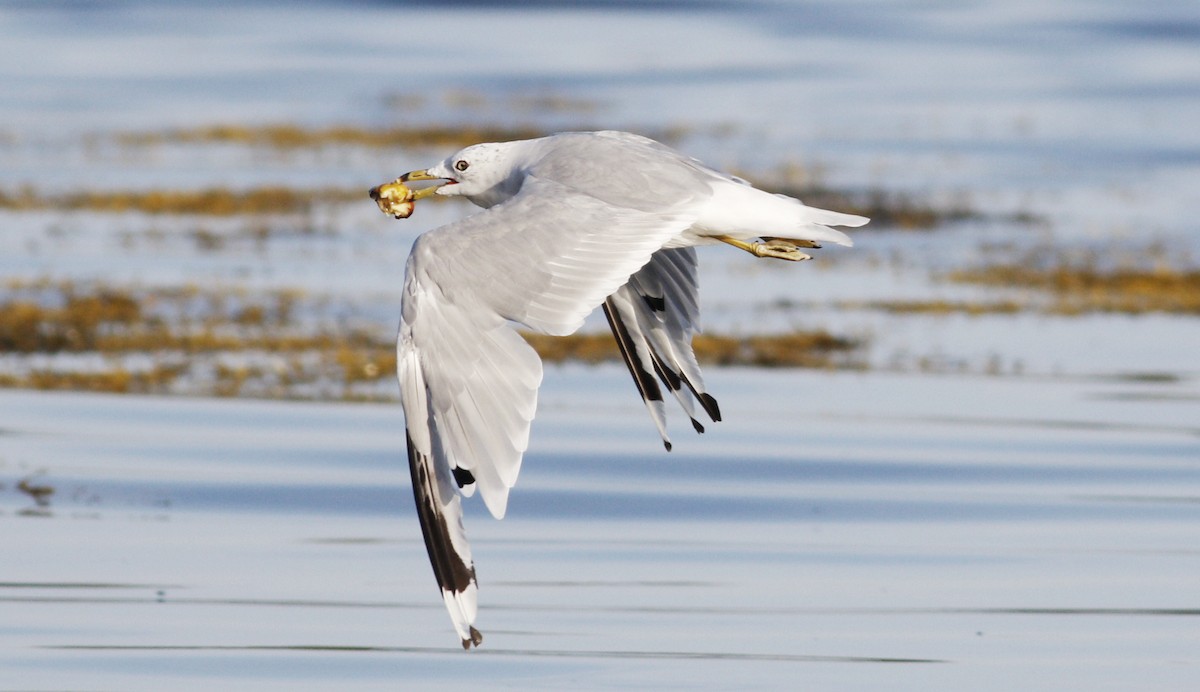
{"left": 369, "top": 179, "right": 417, "bottom": 219}
{"left": 370, "top": 171, "right": 448, "bottom": 219}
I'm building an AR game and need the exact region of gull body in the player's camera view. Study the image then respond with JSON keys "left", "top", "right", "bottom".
{"left": 384, "top": 130, "right": 867, "bottom": 648}
{"left": 419, "top": 130, "right": 861, "bottom": 250}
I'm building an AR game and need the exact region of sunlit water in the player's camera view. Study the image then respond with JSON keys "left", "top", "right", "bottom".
{"left": 3, "top": 0, "right": 1200, "bottom": 236}
{"left": 3, "top": 0, "right": 1199, "bottom": 379}
{"left": 2, "top": 1, "right": 1200, "bottom": 689}
{"left": 2, "top": 368, "right": 1198, "bottom": 689}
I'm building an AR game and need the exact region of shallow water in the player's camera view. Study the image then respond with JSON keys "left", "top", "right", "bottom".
{"left": 2, "top": 2, "right": 1200, "bottom": 688}
{"left": 3, "top": 0, "right": 1199, "bottom": 383}
{"left": 4, "top": 0, "right": 1200, "bottom": 237}
{"left": 3, "top": 367, "right": 1198, "bottom": 689}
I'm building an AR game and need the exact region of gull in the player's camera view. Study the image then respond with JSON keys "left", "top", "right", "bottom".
{"left": 369, "top": 131, "right": 867, "bottom": 648}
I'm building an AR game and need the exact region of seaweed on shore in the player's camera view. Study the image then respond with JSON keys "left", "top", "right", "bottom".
{"left": 0, "top": 281, "right": 866, "bottom": 400}
{"left": 949, "top": 258, "right": 1200, "bottom": 315}
{"left": 0, "top": 186, "right": 362, "bottom": 216}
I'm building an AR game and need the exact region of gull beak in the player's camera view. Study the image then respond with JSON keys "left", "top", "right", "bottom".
{"left": 368, "top": 170, "right": 450, "bottom": 204}
{"left": 400, "top": 169, "right": 451, "bottom": 200}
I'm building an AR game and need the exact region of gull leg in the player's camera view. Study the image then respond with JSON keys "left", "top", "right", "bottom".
{"left": 712, "top": 235, "right": 812, "bottom": 262}
{"left": 765, "top": 236, "right": 822, "bottom": 249}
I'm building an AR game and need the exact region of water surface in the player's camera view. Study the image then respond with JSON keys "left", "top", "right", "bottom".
{"left": 3, "top": 368, "right": 1198, "bottom": 689}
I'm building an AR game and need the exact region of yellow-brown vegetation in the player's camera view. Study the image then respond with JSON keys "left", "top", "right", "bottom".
{"left": 521, "top": 330, "right": 861, "bottom": 369}
{"left": 115, "top": 123, "right": 555, "bottom": 150}
{"left": 0, "top": 289, "right": 142, "bottom": 352}
{"left": 0, "top": 186, "right": 363, "bottom": 216}
{"left": 949, "top": 263, "right": 1200, "bottom": 315}
{"left": 694, "top": 332, "right": 861, "bottom": 368}
{"left": 843, "top": 299, "right": 1025, "bottom": 316}
{"left": 14, "top": 363, "right": 186, "bottom": 394}
{"left": 0, "top": 281, "right": 866, "bottom": 399}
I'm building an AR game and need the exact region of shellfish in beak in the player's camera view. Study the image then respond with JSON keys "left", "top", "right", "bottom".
{"left": 368, "top": 170, "right": 447, "bottom": 219}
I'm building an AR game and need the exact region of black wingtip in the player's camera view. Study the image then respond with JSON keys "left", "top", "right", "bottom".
{"left": 406, "top": 430, "right": 477, "bottom": 617}
{"left": 663, "top": 439, "right": 672, "bottom": 452}
{"left": 691, "top": 418, "right": 704, "bottom": 434}
{"left": 462, "top": 627, "right": 483, "bottom": 650}
{"left": 699, "top": 393, "right": 722, "bottom": 422}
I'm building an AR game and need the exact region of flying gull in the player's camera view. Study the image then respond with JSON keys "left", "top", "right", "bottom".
{"left": 369, "top": 131, "right": 867, "bottom": 648}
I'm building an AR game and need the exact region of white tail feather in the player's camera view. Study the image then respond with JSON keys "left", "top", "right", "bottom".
{"left": 699, "top": 180, "right": 868, "bottom": 248}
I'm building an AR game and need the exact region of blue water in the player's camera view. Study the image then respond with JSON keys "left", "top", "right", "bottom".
{"left": 3, "top": 0, "right": 1200, "bottom": 238}
{"left": 2, "top": 369, "right": 1199, "bottom": 689}
{"left": 3, "top": 3, "right": 1200, "bottom": 689}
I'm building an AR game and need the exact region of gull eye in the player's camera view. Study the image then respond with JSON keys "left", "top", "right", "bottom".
{"left": 454, "top": 160, "right": 470, "bottom": 172}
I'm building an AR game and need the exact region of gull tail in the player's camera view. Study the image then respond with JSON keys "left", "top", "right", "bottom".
{"left": 786, "top": 200, "right": 868, "bottom": 248}
{"left": 701, "top": 180, "right": 868, "bottom": 248}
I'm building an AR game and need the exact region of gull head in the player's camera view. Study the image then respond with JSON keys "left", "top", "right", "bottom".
{"left": 401, "top": 142, "right": 525, "bottom": 207}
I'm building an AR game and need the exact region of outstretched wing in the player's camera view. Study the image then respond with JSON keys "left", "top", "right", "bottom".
{"left": 603, "top": 247, "right": 720, "bottom": 451}
{"left": 398, "top": 176, "right": 698, "bottom": 647}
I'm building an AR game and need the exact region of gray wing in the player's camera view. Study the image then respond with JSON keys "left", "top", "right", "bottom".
{"left": 526, "top": 131, "right": 715, "bottom": 212}
{"left": 602, "top": 247, "right": 721, "bottom": 451}
{"left": 398, "top": 175, "right": 698, "bottom": 646}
